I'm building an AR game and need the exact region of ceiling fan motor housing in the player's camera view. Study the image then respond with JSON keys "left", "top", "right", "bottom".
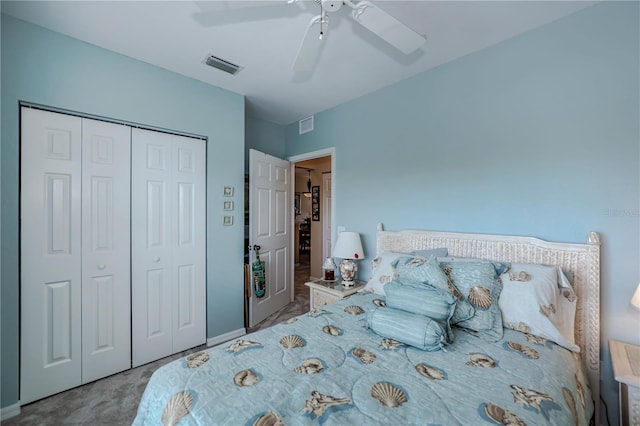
{"left": 321, "top": 0, "right": 342, "bottom": 12}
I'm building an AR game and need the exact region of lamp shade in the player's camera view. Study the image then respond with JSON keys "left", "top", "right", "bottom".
{"left": 631, "top": 283, "right": 640, "bottom": 310}
{"left": 333, "top": 231, "right": 364, "bottom": 260}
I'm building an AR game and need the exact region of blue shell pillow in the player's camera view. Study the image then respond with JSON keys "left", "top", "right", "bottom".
{"left": 437, "top": 256, "right": 510, "bottom": 275}
{"left": 367, "top": 307, "right": 447, "bottom": 351}
{"left": 384, "top": 279, "right": 457, "bottom": 343}
{"left": 363, "top": 248, "right": 448, "bottom": 296}
{"left": 391, "top": 255, "right": 475, "bottom": 324}
{"left": 439, "top": 260, "right": 504, "bottom": 342}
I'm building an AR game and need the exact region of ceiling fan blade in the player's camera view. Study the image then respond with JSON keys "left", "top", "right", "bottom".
{"left": 293, "top": 14, "right": 329, "bottom": 73}
{"left": 349, "top": 1, "right": 426, "bottom": 54}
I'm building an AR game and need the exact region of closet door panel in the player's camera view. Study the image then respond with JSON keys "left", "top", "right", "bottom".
{"left": 20, "top": 108, "right": 83, "bottom": 404}
{"left": 171, "top": 136, "right": 206, "bottom": 353}
{"left": 81, "top": 118, "right": 131, "bottom": 382}
{"left": 132, "top": 129, "right": 173, "bottom": 367}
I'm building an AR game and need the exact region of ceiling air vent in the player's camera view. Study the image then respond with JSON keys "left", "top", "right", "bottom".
{"left": 204, "top": 55, "right": 242, "bottom": 75}
{"left": 299, "top": 116, "right": 314, "bottom": 135}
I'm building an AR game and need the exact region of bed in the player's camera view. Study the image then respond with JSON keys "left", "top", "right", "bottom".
{"left": 134, "top": 225, "right": 601, "bottom": 425}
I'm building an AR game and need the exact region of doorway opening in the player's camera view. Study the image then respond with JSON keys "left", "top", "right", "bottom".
{"left": 244, "top": 148, "right": 334, "bottom": 333}
{"left": 292, "top": 153, "right": 333, "bottom": 311}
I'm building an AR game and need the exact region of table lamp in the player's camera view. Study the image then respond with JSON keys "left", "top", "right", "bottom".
{"left": 333, "top": 231, "right": 364, "bottom": 287}
{"left": 631, "top": 283, "right": 640, "bottom": 310}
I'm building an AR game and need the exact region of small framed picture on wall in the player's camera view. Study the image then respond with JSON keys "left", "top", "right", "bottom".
{"left": 223, "top": 186, "right": 234, "bottom": 197}
{"left": 311, "top": 185, "right": 320, "bottom": 221}
{"left": 223, "top": 201, "right": 234, "bottom": 211}
{"left": 223, "top": 215, "right": 233, "bottom": 226}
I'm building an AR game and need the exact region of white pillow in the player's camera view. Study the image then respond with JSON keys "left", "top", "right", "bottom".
{"left": 499, "top": 263, "right": 579, "bottom": 352}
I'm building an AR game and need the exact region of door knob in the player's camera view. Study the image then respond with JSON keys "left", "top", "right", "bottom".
{"left": 153, "top": 257, "right": 160, "bottom": 263}
{"left": 97, "top": 264, "right": 106, "bottom": 270}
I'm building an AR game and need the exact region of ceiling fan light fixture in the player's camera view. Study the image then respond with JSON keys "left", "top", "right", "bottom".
{"left": 303, "top": 168, "right": 312, "bottom": 197}
{"left": 320, "top": 0, "right": 342, "bottom": 12}
{"left": 204, "top": 54, "right": 243, "bottom": 75}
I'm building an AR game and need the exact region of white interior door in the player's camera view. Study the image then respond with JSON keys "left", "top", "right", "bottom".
{"left": 249, "top": 149, "right": 292, "bottom": 327}
{"left": 170, "top": 134, "right": 206, "bottom": 353}
{"left": 81, "top": 118, "right": 131, "bottom": 383}
{"left": 20, "top": 108, "right": 83, "bottom": 403}
{"left": 132, "top": 129, "right": 173, "bottom": 366}
{"left": 132, "top": 129, "right": 206, "bottom": 367}
{"left": 322, "top": 172, "right": 332, "bottom": 260}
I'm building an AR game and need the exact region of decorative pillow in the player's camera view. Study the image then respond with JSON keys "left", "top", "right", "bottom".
{"left": 392, "top": 255, "right": 450, "bottom": 288}
{"left": 392, "top": 256, "right": 475, "bottom": 324}
{"left": 437, "top": 256, "right": 510, "bottom": 275}
{"left": 499, "top": 263, "right": 579, "bottom": 352}
{"left": 363, "top": 248, "right": 448, "bottom": 295}
{"left": 384, "top": 279, "right": 457, "bottom": 343}
{"left": 439, "top": 260, "right": 504, "bottom": 342}
{"left": 367, "top": 307, "right": 447, "bottom": 351}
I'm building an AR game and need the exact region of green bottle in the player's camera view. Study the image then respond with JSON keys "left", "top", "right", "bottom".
{"left": 252, "top": 245, "right": 266, "bottom": 298}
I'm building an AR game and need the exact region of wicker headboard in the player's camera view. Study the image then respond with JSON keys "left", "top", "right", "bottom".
{"left": 375, "top": 223, "right": 601, "bottom": 419}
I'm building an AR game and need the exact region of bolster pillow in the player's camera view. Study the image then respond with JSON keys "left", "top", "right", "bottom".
{"left": 384, "top": 279, "right": 456, "bottom": 321}
{"left": 367, "top": 307, "right": 447, "bottom": 351}
{"left": 384, "top": 279, "right": 456, "bottom": 343}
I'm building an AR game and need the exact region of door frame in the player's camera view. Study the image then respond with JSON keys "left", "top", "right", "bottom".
{"left": 287, "top": 147, "right": 335, "bottom": 300}
{"left": 321, "top": 172, "right": 332, "bottom": 261}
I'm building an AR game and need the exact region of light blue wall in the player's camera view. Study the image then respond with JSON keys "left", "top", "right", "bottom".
{"left": 245, "top": 115, "right": 286, "bottom": 172}
{"left": 3, "top": 1, "right": 638, "bottom": 422}
{"left": 285, "top": 2, "right": 639, "bottom": 424}
{"left": 1, "top": 15, "right": 246, "bottom": 408}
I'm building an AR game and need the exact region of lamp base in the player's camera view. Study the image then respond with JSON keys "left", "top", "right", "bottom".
{"left": 339, "top": 259, "right": 358, "bottom": 287}
{"left": 341, "top": 279, "right": 356, "bottom": 288}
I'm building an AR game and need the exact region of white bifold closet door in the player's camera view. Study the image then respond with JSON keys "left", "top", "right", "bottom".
{"left": 20, "top": 108, "right": 131, "bottom": 404}
{"left": 81, "top": 118, "right": 131, "bottom": 383}
{"left": 131, "top": 128, "right": 206, "bottom": 367}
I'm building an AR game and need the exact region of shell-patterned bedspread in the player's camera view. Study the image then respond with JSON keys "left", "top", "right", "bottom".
{"left": 133, "top": 292, "right": 593, "bottom": 425}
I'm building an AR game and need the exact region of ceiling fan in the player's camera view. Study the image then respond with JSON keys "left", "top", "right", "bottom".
{"left": 291, "top": 0, "right": 427, "bottom": 72}
{"left": 195, "top": 1, "right": 427, "bottom": 73}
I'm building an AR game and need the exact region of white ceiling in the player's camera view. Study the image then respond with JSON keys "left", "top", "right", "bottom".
{"left": 2, "top": 1, "right": 596, "bottom": 125}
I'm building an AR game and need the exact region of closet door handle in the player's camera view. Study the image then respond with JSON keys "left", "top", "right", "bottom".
{"left": 97, "top": 264, "right": 106, "bottom": 270}
{"left": 153, "top": 257, "right": 161, "bottom": 263}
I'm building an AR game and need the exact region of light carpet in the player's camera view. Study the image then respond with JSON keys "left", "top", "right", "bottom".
{"left": 4, "top": 257, "right": 310, "bottom": 425}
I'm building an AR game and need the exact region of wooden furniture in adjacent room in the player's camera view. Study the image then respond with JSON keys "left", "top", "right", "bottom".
{"left": 299, "top": 227, "right": 311, "bottom": 253}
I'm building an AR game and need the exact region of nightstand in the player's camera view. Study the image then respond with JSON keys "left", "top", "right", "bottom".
{"left": 305, "top": 279, "right": 366, "bottom": 309}
{"left": 610, "top": 339, "right": 640, "bottom": 425}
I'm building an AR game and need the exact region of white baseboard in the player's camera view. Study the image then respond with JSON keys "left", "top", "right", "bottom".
{"left": 206, "top": 328, "right": 246, "bottom": 347}
{"left": 0, "top": 402, "right": 21, "bottom": 421}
